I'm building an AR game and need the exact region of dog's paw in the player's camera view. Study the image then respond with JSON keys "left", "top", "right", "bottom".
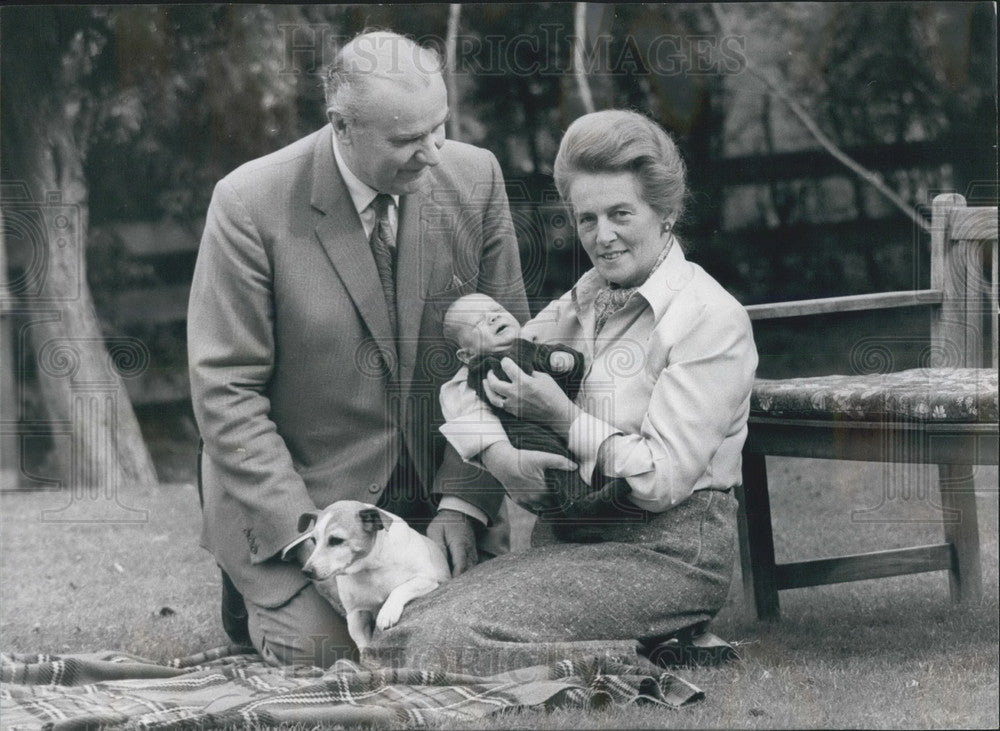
{"left": 346, "top": 610, "right": 374, "bottom": 650}
{"left": 375, "top": 600, "right": 405, "bottom": 630}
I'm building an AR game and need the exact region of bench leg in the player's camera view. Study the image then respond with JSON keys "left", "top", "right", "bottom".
{"left": 938, "top": 463, "right": 983, "bottom": 603}
{"left": 738, "top": 452, "right": 781, "bottom": 620}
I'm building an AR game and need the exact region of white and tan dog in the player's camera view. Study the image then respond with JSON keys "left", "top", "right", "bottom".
{"left": 284, "top": 500, "right": 451, "bottom": 650}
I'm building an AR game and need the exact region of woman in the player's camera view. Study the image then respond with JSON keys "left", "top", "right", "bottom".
{"left": 369, "top": 109, "right": 758, "bottom": 675}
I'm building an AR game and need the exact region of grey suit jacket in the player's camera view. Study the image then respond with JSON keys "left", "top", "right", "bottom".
{"left": 188, "top": 126, "right": 528, "bottom": 607}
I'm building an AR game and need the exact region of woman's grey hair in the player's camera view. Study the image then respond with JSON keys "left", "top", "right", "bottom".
{"left": 553, "top": 109, "right": 688, "bottom": 222}
{"left": 324, "top": 30, "right": 444, "bottom": 121}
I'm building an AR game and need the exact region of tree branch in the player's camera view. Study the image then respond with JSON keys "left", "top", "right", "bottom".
{"left": 572, "top": 2, "right": 595, "bottom": 114}
{"left": 712, "top": 3, "right": 931, "bottom": 232}
{"left": 445, "top": 3, "right": 462, "bottom": 141}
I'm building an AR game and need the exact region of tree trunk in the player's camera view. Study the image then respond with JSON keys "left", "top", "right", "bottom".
{"left": 0, "top": 208, "right": 19, "bottom": 488}
{"left": 2, "top": 7, "right": 158, "bottom": 509}
{"left": 572, "top": 2, "right": 596, "bottom": 114}
{"left": 30, "top": 120, "right": 159, "bottom": 490}
{"left": 445, "top": 4, "right": 462, "bottom": 141}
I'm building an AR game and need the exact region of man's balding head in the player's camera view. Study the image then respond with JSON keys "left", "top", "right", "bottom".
{"left": 324, "top": 31, "right": 449, "bottom": 194}
{"left": 325, "top": 31, "right": 444, "bottom": 121}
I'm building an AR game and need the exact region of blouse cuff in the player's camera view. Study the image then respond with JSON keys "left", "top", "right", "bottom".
{"left": 438, "top": 415, "right": 510, "bottom": 462}
{"left": 437, "top": 496, "right": 489, "bottom": 526}
{"left": 566, "top": 411, "right": 623, "bottom": 486}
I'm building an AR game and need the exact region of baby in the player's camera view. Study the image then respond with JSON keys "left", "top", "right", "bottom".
{"left": 442, "top": 293, "right": 633, "bottom": 540}
{"left": 445, "top": 293, "right": 585, "bottom": 404}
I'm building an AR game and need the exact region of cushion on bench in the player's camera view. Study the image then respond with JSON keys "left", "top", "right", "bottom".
{"left": 751, "top": 367, "right": 998, "bottom": 423}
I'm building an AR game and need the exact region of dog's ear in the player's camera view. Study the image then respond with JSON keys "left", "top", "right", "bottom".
{"left": 377, "top": 509, "right": 393, "bottom": 531}
{"left": 297, "top": 511, "right": 319, "bottom": 533}
{"left": 358, "top": 508, "right": 390, "bottom": 533}
{"left": 282, "top": 513, "right": 319, "bottom": 562}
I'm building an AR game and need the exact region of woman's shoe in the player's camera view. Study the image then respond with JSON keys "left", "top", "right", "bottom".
{"left": 642, "top": 625, "right": 739, "bottom": 667}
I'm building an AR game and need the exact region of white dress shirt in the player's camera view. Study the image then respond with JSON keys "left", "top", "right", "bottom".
{"left": 331, "top": 132, "right": 399, "bottom": 238}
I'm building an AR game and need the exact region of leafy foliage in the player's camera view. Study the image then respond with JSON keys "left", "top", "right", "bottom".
{"left": 4, "top": 3, "right": 995, "bottom": 299}
{"left": 85, "top": 5, "right": 317, "bottom": 223}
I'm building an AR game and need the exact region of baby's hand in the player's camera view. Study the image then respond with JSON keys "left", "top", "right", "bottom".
{"left": 548, "top": 351, "right": 575, "bottom": 374}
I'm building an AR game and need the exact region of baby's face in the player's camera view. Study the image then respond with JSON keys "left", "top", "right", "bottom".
{"left": 447, "top": 294, "right": 521, "bottom": 356}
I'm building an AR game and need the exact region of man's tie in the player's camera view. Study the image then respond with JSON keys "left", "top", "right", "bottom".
{"left": 369, "top": 193, "right": 397, "bottom": 337}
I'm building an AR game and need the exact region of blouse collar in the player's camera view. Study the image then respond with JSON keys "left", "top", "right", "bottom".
{"left": 571, "top": 237, "right": 694, "bottom": 322}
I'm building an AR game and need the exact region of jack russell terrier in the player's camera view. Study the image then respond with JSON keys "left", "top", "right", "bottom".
{"left": 283, "top": 500, "right": 451, "bottom": 650}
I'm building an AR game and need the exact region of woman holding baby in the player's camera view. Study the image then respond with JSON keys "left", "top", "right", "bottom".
{"left": 370, "top": 109, "right": 758, "bottom": 674}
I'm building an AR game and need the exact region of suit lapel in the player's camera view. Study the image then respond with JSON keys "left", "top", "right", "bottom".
{"left": 310, "top": 128, "right": 397, "bottom": 375}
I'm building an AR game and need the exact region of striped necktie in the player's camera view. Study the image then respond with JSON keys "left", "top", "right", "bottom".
{"left": 369, "top": 193, "right": 397, "bottom": 337}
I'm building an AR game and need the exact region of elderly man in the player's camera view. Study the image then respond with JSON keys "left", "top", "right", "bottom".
{"left": 188, "top": 31, "right": 531, "bottom": 666}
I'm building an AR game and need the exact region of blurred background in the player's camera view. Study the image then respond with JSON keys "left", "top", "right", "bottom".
{"left": 1, "top": 2, "right": 996, "bottom": 488}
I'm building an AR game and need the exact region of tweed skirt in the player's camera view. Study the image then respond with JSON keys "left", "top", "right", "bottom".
{"left": 367, "top": 487, "right": 738, "bottom": 675}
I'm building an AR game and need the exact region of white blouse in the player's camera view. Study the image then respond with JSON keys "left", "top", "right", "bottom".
{"left": 440, "top": 243, "right": 758, "bottom": 513}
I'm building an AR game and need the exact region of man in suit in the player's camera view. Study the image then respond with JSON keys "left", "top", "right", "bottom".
{"left": 188, "top": 31, "right": 534, "bottom": 667}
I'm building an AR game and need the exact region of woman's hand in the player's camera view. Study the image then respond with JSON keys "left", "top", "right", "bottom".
{"left": 481, "top": 441, "right": 576, "bottom": 513}
{"left": 483, "top": 357, "right": 583, "bottom": 436}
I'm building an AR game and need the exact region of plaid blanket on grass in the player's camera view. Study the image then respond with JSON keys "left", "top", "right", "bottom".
{"left": 1, "top": 645, "right": 703, "bottom": 729}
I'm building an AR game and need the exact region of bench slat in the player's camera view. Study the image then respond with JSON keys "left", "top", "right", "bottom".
{"left": 97, "top": 285, "right": 191, "bottom": 326}
{"left": 774, "top": 544, "right": 953, "bottom": 589}
{"left": 745, "top": 289, "right": 943, "bottom": 320}
{"left": 745, "top": 417, "right": 999, "bottom": 464}
{"left": 949, "top": 205, "right": 998, "bottom": 242}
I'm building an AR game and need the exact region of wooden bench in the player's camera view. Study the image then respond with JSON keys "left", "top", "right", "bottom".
{"left": 738, "top": 193, "right": 999, "bottom": 620}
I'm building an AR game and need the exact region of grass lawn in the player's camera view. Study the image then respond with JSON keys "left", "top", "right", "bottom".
{"left": 1, "top": 458, "right": 997, "bottom": 729}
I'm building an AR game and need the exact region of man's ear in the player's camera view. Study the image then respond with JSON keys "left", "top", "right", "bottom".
{"left": 456, "top": 347, "right": 473, "bottom": 365}
{"left": 359, "top": 507, "right": 392, "bottom": 533}
{"left": 329, "top": 111, "right": 350, "bottom": 143}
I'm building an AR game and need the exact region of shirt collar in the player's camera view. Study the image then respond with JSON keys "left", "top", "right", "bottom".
{"left": 331, "top": 129, "right": 400, "bottom": 214}
{"left": 571, "top": 237, "right": 693, "bottom": 322}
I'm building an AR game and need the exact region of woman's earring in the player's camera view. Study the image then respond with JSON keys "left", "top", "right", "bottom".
{"left": 661, "top": 222, "right": 672, "bottom": 235}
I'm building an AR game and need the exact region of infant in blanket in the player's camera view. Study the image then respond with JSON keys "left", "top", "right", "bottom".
{"left": 442, "top": 293, "right": 634, "bottom": 539}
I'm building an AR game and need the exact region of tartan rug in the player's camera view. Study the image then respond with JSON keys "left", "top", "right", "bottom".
{"left": 1, "top": 645, "right": 703, "bottom": 729}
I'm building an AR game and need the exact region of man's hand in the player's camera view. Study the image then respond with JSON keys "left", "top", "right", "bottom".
{"left": 427, "top": 509, "right": 478, "bottom": 577}
{"left": 481, "top": 441, "right": 576, "bottom": 514}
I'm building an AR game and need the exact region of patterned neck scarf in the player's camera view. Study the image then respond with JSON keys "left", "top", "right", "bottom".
{"left": 593, "top": 238, "right": 673, "bottom": 336}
